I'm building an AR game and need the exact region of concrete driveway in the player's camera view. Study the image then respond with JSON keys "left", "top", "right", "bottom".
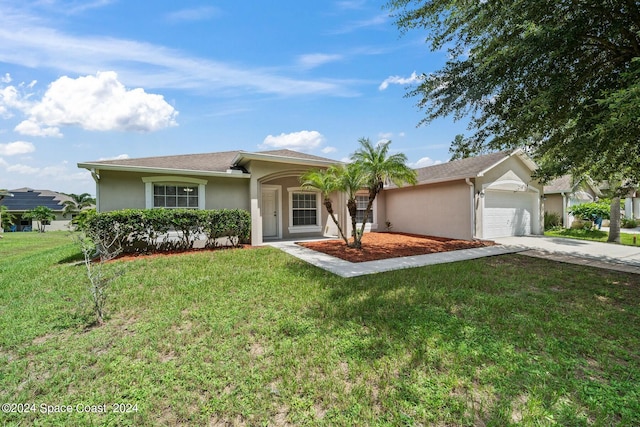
{"left": 493, "top": 235, "right": 640, "bottom": 271}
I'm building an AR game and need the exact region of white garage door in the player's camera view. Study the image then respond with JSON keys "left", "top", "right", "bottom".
{"left": 483, "top": 191, "right": 535, "bottom": 239}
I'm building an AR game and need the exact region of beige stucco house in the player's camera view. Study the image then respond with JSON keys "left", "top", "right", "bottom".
{"left": 78, "top": 148, "right": 543, "bottom": 245}
{"left": 543, "top": 175, "right": 600, "bottom": 227}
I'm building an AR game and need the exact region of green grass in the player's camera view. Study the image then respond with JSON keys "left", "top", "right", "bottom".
{"left": 545, "top": 228, "right": 640, "bottom": 246}
{"left": 1, "top": 232, "right": 639, "bottom": 426}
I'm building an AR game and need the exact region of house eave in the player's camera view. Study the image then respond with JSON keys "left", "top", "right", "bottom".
{"left": 232, "top": 151, "right": 340, "bottom": 168}
{"left": 77, "top": 162, "right": 251, "bottom": 178}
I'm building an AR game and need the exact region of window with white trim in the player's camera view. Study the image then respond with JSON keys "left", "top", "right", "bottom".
{"left": 287, "top": 188, "right": 322, "bottom": 233}
{"left": 153, "top": 185, "right": 199, "bottom": 208}
{"left": 292, "top": 192, "right": 317, "bottom": 226}
{"left": 142, "top": 176, "right": 207, "bottom": 210}
{"left": 355, "top": 195, "right": 372, "bottom": 224}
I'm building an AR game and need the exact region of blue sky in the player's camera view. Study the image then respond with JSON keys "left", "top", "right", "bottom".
{"left": 0, "top": 0, "right": 468, "bottom": 195}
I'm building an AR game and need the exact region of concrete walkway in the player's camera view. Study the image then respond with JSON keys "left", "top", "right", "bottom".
{"left": 266, "top": 240, "right": 526, "bottom": 278}
{"left": 267, "top": 235, "right": 640, "bottom": 277}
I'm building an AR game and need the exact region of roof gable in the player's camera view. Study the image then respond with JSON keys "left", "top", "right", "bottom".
{"left": 409, "top": 149, "right": 536, "bottom": 186}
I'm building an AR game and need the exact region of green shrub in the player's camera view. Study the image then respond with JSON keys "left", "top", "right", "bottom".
{"left": 570, "top": 219, "right": 593, "bottom": 230}
{"left": 544, "top": 211, "right": 562, "bottom": 230}
{"left": 622, "top": 218, "right": 639, "bottom": 228}
{"left": 85, "top": 208, "right": 251, "bottom": 255}
{"left": 568, "top": 202, "right": 610, "bottom": 221}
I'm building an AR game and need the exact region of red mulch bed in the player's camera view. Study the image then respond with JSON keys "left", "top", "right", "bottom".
{"left": 298, "top": 232, "right": 495, "bottom": 263}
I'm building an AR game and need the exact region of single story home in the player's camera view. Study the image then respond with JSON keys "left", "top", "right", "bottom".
{"left": 78, "top": 148, "right": 543, "bottom": 245}
{"left": 624, "top": 190, "right": 640, "bottom": 220}
{"left": 543, "top": 175, "right": 600, "bottom": 227}
{"left": 0, "top": 188, "right": 77, "bottom": 231}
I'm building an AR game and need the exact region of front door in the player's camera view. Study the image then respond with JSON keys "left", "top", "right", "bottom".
{"left": 262, "top": 188, "right": 278, "bottom": 238}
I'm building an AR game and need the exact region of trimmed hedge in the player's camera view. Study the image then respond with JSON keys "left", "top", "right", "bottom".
{"left": 83, "top": 209, "right": 251, "bottom": 254}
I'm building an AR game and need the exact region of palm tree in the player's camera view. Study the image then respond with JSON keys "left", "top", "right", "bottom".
{"left": 300, "top": 166, "right": 348, "bottom": 245}
{"left": 62, "top": 193, "right": 96, "bottom": 218}
{"left": 350, "top": 138, "right": 417, "bottom": 248}
{"left": 300, "top": 164, "right": 365, "bottom": 246}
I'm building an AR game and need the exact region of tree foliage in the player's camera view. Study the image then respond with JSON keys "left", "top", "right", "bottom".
{"left": 23, "top": 206, "right": 56, "bottom": 232}
{"left": 62, "top": 193, "right": 96, "bottom": 218}
{"left": 350, "top": 138, "right": 417, "bottom": 248}
{"left": 387, "top": 0, "right": 640, "bottom": 183}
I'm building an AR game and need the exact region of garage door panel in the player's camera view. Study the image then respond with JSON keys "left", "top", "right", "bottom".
{"left": 483, "top": 191, "right": 534, "bottom": 239}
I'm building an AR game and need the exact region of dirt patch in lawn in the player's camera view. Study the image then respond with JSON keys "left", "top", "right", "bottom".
{"left": 298, "top": 232, "right": 495, "bottom": 263}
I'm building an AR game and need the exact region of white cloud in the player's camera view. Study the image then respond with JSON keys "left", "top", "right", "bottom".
{"left": 0, "top": 7, "right": 351, "bottom": 97}
{"left": 15, "top": 71, "right": 178, "bottom": 137}
{"left": 321, "top": 146, "right": 337, "bottom": 154}
{"left": 14, "top": 120, "right": 62, "bottom": 137}
{"left": 378, "top": 132, "right": 393, "bottom": 140}
{"left": 411, "top": 157, "right": 443, "bottom": 168}
{"left": 379, "top": 71, "right": 422, "bottom": 91}
{"left": 166, "top": 7, "right": 220, "bottom": 23}
{"left": 0, "top": 141, "right": 35, "bottom": 156}
{"left": 297, "top": 53, "right": 343, "bottom": 70}
{"left": 98, "top": 154, "right": 130, "bottom": 161}
{"left": 7, "top": 163, "right": 39, "bottom": 174}
{"left": 1, "top": 73, "right": 11, "bottom": 83}
{"left": 330, "top": 14, "right": 388, "bottom": 34}
{"left": 261, "top": 130, "right": 325, "bottom": 152}
{"left": 0, "top": 157, "right": 8, "bottom": 167}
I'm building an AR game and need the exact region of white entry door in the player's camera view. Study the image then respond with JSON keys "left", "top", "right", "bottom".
{"left": 262, "top": 188, "right": 278, "bottom": 238}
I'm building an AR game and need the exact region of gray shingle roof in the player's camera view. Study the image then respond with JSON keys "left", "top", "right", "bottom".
{"left": 85, "top": 151, "right": 241, "bottom": 172}
{"left": 413, "top": 151, "right": 514, "bottom": 184}
{"left": 80, "top": 149, "right": 339, "bottom": 172}
{"left": 543, "top": 175, "right": 575, "bottom": 194}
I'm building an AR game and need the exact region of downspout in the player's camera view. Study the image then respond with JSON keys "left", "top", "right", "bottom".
{"left": 466, "top": 178, "right": 475, "bottom": 239}
{"left": 561, "top": 192, "right": 566, "bottom": 228}
{"left": 90, "top": 169, "right": 100, "bottom": 212}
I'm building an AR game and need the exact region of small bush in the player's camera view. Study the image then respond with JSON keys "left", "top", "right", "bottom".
{"left": 622, "top": 218, "right": 639, "bottom": 228}
{"left": 85, "top": 208, "right": 251, "bottom": 255}
{"left": 568, "top": 202, "right": 610, "bottom": 221}
{"left": 544, "top": 211, "right": 561, "bottom": 230}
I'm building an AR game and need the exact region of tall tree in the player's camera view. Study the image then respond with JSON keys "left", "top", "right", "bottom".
{"left": 388, "top": 0, "right": 640, "bottom": 242}
{"left": 350, "top": 138, "right": 417, "bottom": 248}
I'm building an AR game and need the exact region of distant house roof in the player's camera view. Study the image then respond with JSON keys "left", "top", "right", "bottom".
{"left": 544, "top": 175, "right": 600, "bottom": 196}
{"left": 393, "top": 149, "right": 537, "bottom": 187}
{"left": 0, "top": 188, "right": 74, "bottom": 212}
{"left": 78, "top": 149, "right": 339, "bottom": 176}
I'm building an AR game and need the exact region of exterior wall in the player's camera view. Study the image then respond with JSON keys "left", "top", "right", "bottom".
{"left": 382, "top": 180, "right": 473, "bottom": 240}
{"left": 544, "top": 194, "right": 564, "bottom": 225}
{"left": 97, "top": 170, "right": 250, "bottom": 212}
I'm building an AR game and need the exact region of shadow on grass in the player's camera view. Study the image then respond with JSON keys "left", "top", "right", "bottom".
{"left": 296, "top": 254, "right": 640, "bottom": 425}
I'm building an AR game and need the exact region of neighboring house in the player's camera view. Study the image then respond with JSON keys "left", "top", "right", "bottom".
{"left": 0, "top": 188, "right": 76, "bottom": 231}
{"left": 0, "top": 189, "right": 12, "bottom": 236}
{"left": 543, "top": 175, "right": 600, "bottom": 227}
{"left": 78, "top": 148, "right": 543, "bottom": 245}
{"left": 624, "top": 189, "right": 640, "bottom": 220}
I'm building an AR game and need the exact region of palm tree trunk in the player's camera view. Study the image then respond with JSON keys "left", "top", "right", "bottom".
{"left": 607, "top": 196, "right": 621, "bottom": 243}
{"left": 347, "top": 198, "right": 359, "bottom": 248}
{"left": 324, "top": 198, "right": 349, "bottom": 246}
{"left": 357, "top": 190, "right": 378, "bottom": 244}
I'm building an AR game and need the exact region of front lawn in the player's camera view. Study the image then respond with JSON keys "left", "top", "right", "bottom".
{"left": 1, "top": 232, "right": 639, "bottom": 426}
{"left": 545, "top": 228, "right": 640, "bottom": 246}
